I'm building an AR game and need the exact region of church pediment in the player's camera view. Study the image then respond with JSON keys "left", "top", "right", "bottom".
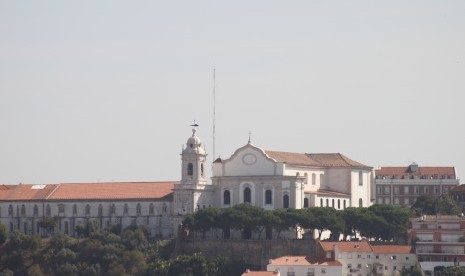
{"left": 220, "top": 144, "right": 279, "bottom": 176}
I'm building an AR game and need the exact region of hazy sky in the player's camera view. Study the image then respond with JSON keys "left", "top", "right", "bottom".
{"left": 1, "top": 1, "right": 464, "bottom": 184}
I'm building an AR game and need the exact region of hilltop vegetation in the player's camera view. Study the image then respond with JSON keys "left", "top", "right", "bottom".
{"left": 0, "top": 223, "right": 242, "bottom": 276}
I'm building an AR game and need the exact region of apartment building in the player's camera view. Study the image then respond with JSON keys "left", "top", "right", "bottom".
{"left": 409, "top": 215, "right": 465, "bottom": 274}
{"left": 374, "top": 163, "right": 459, "bottom": 207}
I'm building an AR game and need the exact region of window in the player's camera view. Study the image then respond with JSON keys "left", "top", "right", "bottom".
{"left": 21, "top": 205, "right": 26, "bottom": 216}
{"left": 348, "top": 253, "right": 352, "bottom": 259}
{"left": 320, "top": 198, "right": 323, "bottom": 206}
{"left": 111, "top": 204, "right": 116, "bottom": 215}
{"left": 359, "top": 198, "right": 363, "bottom": 207}
{"left": 46, "top": 204, "right": 51, "bottom": 216}
{"left": 187, "top": 163, "right": 193, "bottom": 176}
{"left": 394, "top": 197, "right": 399, "bottom": 205}
{"left": 384, "top": 197, "right": 390, "bottom": 204}
{"left": 85, "top": 204, "right": 90, "bottom": 216}
{"left": 384, "top": 186, "right": 390, "bottom": 194}
{"left": 149, "top": 203, "right": 154, "bottom": 215}
{"left": 321, "top": 268, "right": 326, "bottom": 274}
{"left": 343, "top": 200, "right": 346, "bottom": 209}
{"left": 414, "top": 186, "right": 419, "bottom": 195}
{"left": 124, "top": 203, "right": 129, "bottom": 214}
{"left": 326, "top": 199, "right": 329, "bottom": 207}
{"left": 312, "top": 173, "right": 316, "bottom": 185}
{"left": 64, "top": 221, "right": 69, "bottom": 235}
{"left": 8, "top": 205, "right": 13, "bottom": 216}
{"left": 303, "top": 198, "right": 309, "bottom": 208}
{"left": 332, "top": 199, "right": 335, "bottom": 208}
{"left": 357, "top": 254, "right": 362, "bottom": 259}
{"left": 320, "top": 174, "right": 324, "bottom": 185}
{"left": 136, "top": 203, "right": 142, "bottom": 215}
{"left": 287, "top": 267, "right": 295, "bottom": 276}
{"left": 33, "top": 205, "right": 39, "bottom": 216}
{"left": 304, "top": 173, "right": 308, "bottom": 184}
{"left": 376, "top": 255, "right": 379, "bottom": 259}
{"left": 434, "top": 186, "right": 439, "bottom": 194}
{"left": 337, "top": 199, "right": 340, "bottom": 209}
{"left": 58, "top": 204, "right": 65, "bottom": 213}
{"left": 200, "top": 163, "right": 204, "bottom": 176}
{"left": 265, "top": 190, "right": 272, "bottom": 204}
{"left": 377, "top": 187, "right": 383, "bottom": 194}
{"left": 283, "top": 194, "right": 289, "bottom": 208}
{"left": 377, "top": 197, "right": 383, "bottom": 204}
{"left": 307, "top": 268, "right": 315, "bottom": 276}
{"left": 243, "top": 187, "right": 251, "bottom": 203}
{"left": 404, "top": 197, "right": 409, "bottom": 205}
{"left": 392, "top": 255, "right": 396, "bottom": 260}
{"left": 73, "top": 204, "right": 78, "bottom": 215}
{"left": 98, "top": 204, "right": 103, "bottom": 216}
{"left": 394, "top": 186, "right": 399, "bottom": 194}
{"left": 359, "top": 171, "right": 363, "bottom": 186}
{"left": 404, "top": 186, "right": 409, "bottom": 194}
{"left": 424, "top": 187, "right": 429, "bottom": 193}
{"left": 224, "top": 190, "right": 231, "bottom": 205}
{"left": 443, "top": 187, "right": 449, "bottom": 193}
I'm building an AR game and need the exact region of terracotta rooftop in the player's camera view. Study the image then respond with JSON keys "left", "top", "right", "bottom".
{"left": 265, "top": 151, "right": 371, "bottom": 168}
{"left": 0, "top": 182, "right": 177, "bottom": 201}
{"left": 242, "top": 271, "right": 278, "bottom": 276}
{"left": 451, "top": 184, "right": 465, "bottom": 192}
{"left": 269, "top": 256, "right": 341, "bottom": 267}
{"left": 320, "top": 241, "right": 372, "bottom": 253}
{"left": 371, "top": 245, "right": 412, "bottom": 254}
{"left": 375, "top": 166, "right": 456, "bottom": 179}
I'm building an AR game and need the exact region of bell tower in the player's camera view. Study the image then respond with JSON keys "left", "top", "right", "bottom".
{"left": 181, "top": 127, "right": 207, "bottom": 186}
{"left": 173, "top": 125, "right": 212, "bottom": 218}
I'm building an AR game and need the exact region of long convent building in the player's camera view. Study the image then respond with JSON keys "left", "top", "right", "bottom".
{"left": 0, "top": 127, "right": 394, "bottom": 238}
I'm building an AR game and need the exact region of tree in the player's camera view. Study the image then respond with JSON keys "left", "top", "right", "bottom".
{"left": 38, "top": 216, "right": 59, "bottom": 236}
{"left": 0, "top": 223, "right": 7, "bottom": 246}
{"left": 342, "top": 208, "right": 366, "bottom": 240}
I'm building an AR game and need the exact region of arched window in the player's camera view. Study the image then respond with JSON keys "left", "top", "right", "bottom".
{"left": 85, "top": 204, "right": 90, "bottom": 216}
{"left": 343, "top": 200, "right": 346, "bottom": 209}
{"left": 124, "top": 203, "right": 129, "bottom": 215}
{"left": 283, "top": 194, "right": 290, "bottom": 208}
{"left": 320, "top": 174, "right": 324, "bottom": 186}
{"left": 201, "top": 163, "right": 204, "bottom": 176}
{"left": 243, "top": 187, "right": 251, "bottom": 203}
{"left": 8, "top": 205, "right": 13, "bottom": 216}
{"left": 33, "top": 205, "right": 39, "bottom": 216}
{"left": 46, "top": 204, "right": 51, "bottom": 216}
{"left": 58, "top": 204, "right": 65, "bottom": 213}
{"left": 21, "top": 205, "right": 26, "bottom": 216}
{"left": 98, "top": 204, "right": 103, "bottom": 217}
{"left": 332, "top": 199, "right": 335, "bottom": 208}
{"left": 223, "top": 190, "right": 231, "bottom": 205}
{"left": 296, "top": 172, "right": 300, "bottom": 176}
{"left": 136, "top": 203, "right": 142, "bottom": 215}
{"left": 359, "top": 171, "right": 363, "bottom": 186}
{"left": 265, "top": 190, "right": 272, "bottom": 204}
{"left": 312, "top": 173, "right": 316, "bottom": 185}
{"left": 326, "top": 199, "right": 329, "bottom": 207}
{"left": 337, "top": 199, "right": 340, "bottom": 209}
{"left": 303, "top": 198, "right": 309, "bottom": 208}
{"left": 187, "top": 163, "right": 193, "bottom": 176}
{"left": 359, "top": 198, "right": 363, "bottom": 207}
{"left": 320, "top": 198, "right": 323, "bottom": 207}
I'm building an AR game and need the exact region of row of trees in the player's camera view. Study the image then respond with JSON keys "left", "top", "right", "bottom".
{"left": 0, "top": 222, "right": 242, "bottom": 276}
{"left": 183, "top": 204, "right": 412, "bottom": 242}
{"left": 412, "top": 194, "right": 462, "bottom": 216}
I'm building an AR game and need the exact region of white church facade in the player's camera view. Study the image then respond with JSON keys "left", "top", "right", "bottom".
{"left": 0, "top": 128, "right": 374, "bottom": 238}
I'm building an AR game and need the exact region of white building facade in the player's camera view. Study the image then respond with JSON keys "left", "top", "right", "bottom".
{"left": 1, "top": 128, "right": 374, "bottom": 238}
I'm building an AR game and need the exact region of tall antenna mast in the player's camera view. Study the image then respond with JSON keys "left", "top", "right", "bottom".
{"left": 213, "top": 68, "right": 216, "bottom": 160}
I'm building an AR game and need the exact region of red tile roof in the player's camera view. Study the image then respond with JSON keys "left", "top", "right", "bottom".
{"left": 242, "top": 271, "right": 278, "bottom": 276}
{"left": 320, "top": 241, "right": 372, "bottom": 253}
{"left": 375, "top": 166, "right": 456, "bottom": 179}
{"left": 265, "top": 151, "right": 371, "bottom": 168}
{"left": 269, "top": 256, "right": 341, "bottom": 266}
{"left": 0, "top": 182, "right": 177, "bottom": 201}
{"left": 371, "top": 245, "right": 412, "bottom": 254}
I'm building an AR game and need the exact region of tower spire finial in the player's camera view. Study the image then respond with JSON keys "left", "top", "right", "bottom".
{"left": 248, "top": 130, "right": 252, "bottom": 144}
{"left": 190, "top": 120, "right": 199, "bottom": 136}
